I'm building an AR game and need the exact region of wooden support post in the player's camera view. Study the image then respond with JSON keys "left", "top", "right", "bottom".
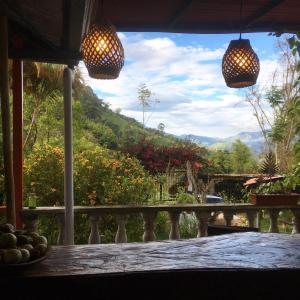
{"left": 63, "top": 67, "right": 74, "bottom": 245}
{"left": 13, "top": 60, "right": 23, "bottom": 229}
{"left": 0, "top": 14, "right": 16, "bottom": 225}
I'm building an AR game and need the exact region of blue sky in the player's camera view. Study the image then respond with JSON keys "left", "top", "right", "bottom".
{"left": 81, "top": 32, "right": 286, "bottom": 138}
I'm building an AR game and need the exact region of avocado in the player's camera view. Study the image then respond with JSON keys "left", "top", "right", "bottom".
{"left": 17, "top": 235, "right": 33, "bottom": 246}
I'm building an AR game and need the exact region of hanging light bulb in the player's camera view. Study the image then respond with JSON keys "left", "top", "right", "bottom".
{"left": 222, "top": 39, "right": 260, "bottom": 88}
{"left": 81, "top": 19, "right": 124, "bottom": 79}
{"left": 222, "top": 0, "right": 260, "bottom": 88}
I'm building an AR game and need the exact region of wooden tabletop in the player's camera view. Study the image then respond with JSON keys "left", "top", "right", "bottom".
{"left": 2, "top": 232, "right": 300, "bottom": 279}
{"left": 2, "top": 232, "right": 300, "bottom": 300}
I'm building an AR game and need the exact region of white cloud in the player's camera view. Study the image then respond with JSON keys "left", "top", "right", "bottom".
{"left": 80, "top": 33, "right": 280, "bottom": 138}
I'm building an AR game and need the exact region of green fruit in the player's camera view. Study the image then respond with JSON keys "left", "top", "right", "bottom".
{"left": 21, "top": 244, "right": 34, "bottom": 251}
{"left": 3, "top": 249, "right": 22, "bottom": 264}
{"left": 28, "top": 232, "right": 40, "bottom": 239}
{"left": 17, "top": 235, "right": 33, "bottom": 246}
{"left": 0, "top": 233, "right": 17, "bottom": 249}
{"left": 20, "top": 249, "right": 30, "bottom": 263}
{"left": 35, "top": 244, "right": 47, "bottom": 256}
{"left": 33, "top": 236, "right": 47, "bottom": 246}
{"left": 0, "top": 223, "right": 14, "bottom": 233}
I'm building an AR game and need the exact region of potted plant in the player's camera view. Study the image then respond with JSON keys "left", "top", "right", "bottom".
{"left": 249, "top": 152, "right": 300, "bottom": 205}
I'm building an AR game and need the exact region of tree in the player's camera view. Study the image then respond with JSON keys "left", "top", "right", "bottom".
{"left": 137, "top": 83, "right": 159, "bottom": 127}
{"left": 230, "top": 140, "right": 257, "bottom": 174}
{"left": 23, "top": 62, "right": 64, "bottom": 150}
{"left": 209, "top": 150, "right": 233, "bottom": 174}
{"left": 245, "top": 39, "right": 300, "bottom": 172}
{"left": 157, "top": 123, "right": 165, "bottom": 133}
{"left": 287, "top": 34, "right": 300, "bottom": 163}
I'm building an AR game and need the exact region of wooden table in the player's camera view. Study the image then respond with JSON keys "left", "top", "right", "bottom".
{"left": 1, "top": 232, "right": 300, "bottom": 299}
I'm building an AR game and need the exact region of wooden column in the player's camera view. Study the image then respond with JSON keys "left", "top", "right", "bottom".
{"left": 13, "top": 60, "right": 23, "bottom": 229}
{"left": 0, "top": 14, "right": 15, "bottom": 225}
{"left": 63, "top": 67, "right": 74, "bottom": 245}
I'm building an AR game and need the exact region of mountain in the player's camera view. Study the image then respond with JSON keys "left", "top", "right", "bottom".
{"left": 179, "top": 131, "right": 266, "bottom": 154}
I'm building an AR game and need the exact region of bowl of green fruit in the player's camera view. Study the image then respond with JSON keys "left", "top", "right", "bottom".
{"left": 0, "top": 223, "right": 50, "bottom": 269}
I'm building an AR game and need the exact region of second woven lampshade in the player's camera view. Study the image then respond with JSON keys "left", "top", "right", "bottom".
{"left": 82, "top": 19, "right": 124, "bottom": 79}
{"left": 222, "top": 39, "right": 260, "bottom": 88}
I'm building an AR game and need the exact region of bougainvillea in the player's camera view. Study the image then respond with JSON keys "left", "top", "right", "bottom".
{"left": 124, "top": 141, "right": 208, "bottom": 174}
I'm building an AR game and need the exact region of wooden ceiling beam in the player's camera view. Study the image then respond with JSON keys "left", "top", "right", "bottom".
{"left": 115, "top": 21, "right": 300, "bottom": 34}
{"left": 9, "top": 48, "right": 81, "bottom": 65}
{"left": 6, "top": 2, "right": 57, "bottom": 51}
{"left": 244, "top": 0, "right": 286, "bottom": 28}
{"left": 167, "top": 0, "right": 194, "bottom": 28}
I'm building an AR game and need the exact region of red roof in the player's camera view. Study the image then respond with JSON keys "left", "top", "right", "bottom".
{"left": 244, "top": 176, "right": 284, "bottom": 187}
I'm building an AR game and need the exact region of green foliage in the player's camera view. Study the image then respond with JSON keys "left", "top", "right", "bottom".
{"left": 24, "top": 144, "right": 155, "bottom": 207}
{"left": 174, "top": 187, "right": 197, "bottom": 204}
{"left": 231, "top": 140, "right": 257, "bottom": 173}
{"left": 24, "top": 144, "right": 64, "bottom": 206}
{"left": 208, "top": 150, "right": 233, "bottom": 174}
{"left": 74, "top": 146, "right": 155, "bottom": 205}
{"left": 208, "top": 141, "right": 257, "bottom": 175}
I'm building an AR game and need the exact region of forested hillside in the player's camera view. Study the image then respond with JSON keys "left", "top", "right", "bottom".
{"left": 22, "top": 63, "right": 179, "bottom": 157}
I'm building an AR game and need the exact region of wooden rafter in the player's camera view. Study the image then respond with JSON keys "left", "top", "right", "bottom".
{"left": 167, "top": 0, "right": 194, "bottom": 28}
{"left": 244, "top": 0, "right": 286, "bottom": 28}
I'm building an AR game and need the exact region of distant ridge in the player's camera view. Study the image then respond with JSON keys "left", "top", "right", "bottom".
{"left": 179, "top": 131, "right": 266, "bottom": 154}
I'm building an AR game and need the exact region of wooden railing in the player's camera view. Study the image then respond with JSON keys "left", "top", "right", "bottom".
{"left": 21, "top": 204, "right": 300, "bottom": 245}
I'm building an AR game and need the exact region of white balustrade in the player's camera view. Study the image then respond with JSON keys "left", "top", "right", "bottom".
{"left": 115, "top": 214, "right": 128, "bottom": 243}
{"left": 20, "top": 203, "right": 300, "bottom": 245}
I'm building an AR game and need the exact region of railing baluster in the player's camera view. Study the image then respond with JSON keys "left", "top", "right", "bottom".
{"left": 195, "top": 211, "right": 210, "bottom": 237}
{"left": 115, "top": 214, "right": 128, "bottom": 243}
{"left": 268, "top": 209, "right": 280, "bottom": 233}
{"left": 88, "top": 214, "right": 101, "bottom": 244}
{"left": 168, "top": 211, "right": 181, "bottom": 240}
{"left": 56, "top": 214, "right": 65, "bottom": 245}
{"left": 292, "top": 209, "right": 300, "bottom": 234}
{"left": 223, "top": 210, "right": 234, "bottom": 226}
{"left": 246, "top": 210, "right": 258, "bottom": 228}
{"left": 142, "top": 211, "right": 157, "bottom": 242}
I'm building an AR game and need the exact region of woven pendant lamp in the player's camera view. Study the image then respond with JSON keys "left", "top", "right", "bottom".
{"left": 222, "top": 0, "right": 260, "bottom": 88}
{"left": 82, "top": 19, "right": 124, "bottom": 79}
{"left": 222, "top": 39, "right": 260, "bottom": 88}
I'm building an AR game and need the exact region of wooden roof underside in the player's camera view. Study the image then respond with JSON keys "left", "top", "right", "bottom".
{"left": 5, "top": 0, "right": 300, "bottom": 65}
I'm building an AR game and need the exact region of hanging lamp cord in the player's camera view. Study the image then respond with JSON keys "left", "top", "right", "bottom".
{"left": 101, "top": 0, "right": 104, "bottom": 18}
{"left": 239, "top": 0, "right": 243, "bottom": 39}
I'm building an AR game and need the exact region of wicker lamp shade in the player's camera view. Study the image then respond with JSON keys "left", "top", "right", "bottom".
{"left": 82, "top": 20, "right": 124, "bottom": 79}
{"left": 222, "top": 39, "right": 260, "bottom": 88}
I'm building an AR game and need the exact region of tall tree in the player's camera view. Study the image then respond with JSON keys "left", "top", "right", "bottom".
{"left": 230, "top": 140, "right": 256, "bottom": 174}
{"left": 137, "top": 83, "right": 151, "bottom": 127}
{"left": 245, "top": 39, "right": 300, "bottom": 172}
{"left": 23, "top": 62, "right": 64, "bottom": 150}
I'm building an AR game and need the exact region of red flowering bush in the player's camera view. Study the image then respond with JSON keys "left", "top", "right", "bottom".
{"left": 125, "top": 141, "right": 208, "bottom": 174}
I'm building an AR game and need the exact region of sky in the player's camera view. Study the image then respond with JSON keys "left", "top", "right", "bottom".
{"left": 80, "top": 31, "right": 287, "bottom": 138}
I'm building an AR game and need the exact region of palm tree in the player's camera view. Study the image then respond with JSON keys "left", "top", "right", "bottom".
{"left": 23, "top": 62, "right": 64, "bottom": 150}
